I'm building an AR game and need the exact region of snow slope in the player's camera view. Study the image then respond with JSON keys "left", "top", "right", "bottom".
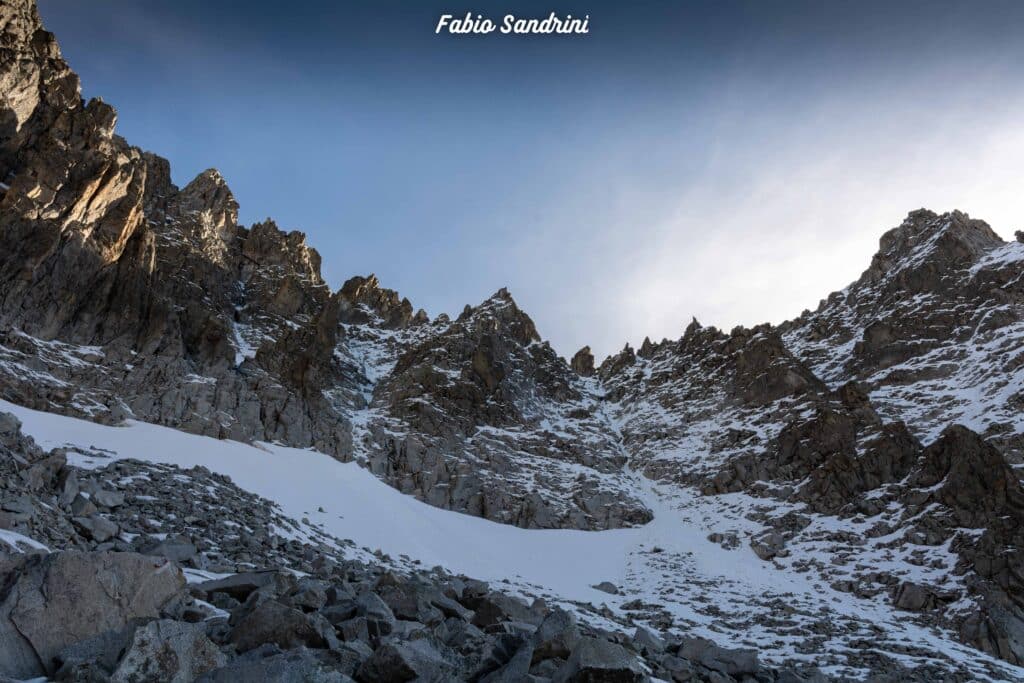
{"left": 4, "top": 400, "right": 1020, "bottom": 681}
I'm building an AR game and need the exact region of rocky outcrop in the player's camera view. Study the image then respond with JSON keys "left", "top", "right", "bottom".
{"left": 707, "top": 382, "right": 920, "bottom": 511}
{"left": 338, "top": 274, "right": 424, "bottom": 329}
{"left": 905, "top": 427, "right": 1024, "bottom": 664}
{"left": 570, "top": 346, "right": 595, "bottom": 376}
{"left": 782, "top": 209, "right": 1024, "bottom": 460}
{"left": 710, "top": 399, "right": 1024, "bottom": 668}
{"left": 357, "top": 290, "right": 651, "bottom": 529}
{"left": 0, "top": 0, "right": 654, "bottom": 531}
{"left": 598, "top": 319, "right": 828, "bottom": 487}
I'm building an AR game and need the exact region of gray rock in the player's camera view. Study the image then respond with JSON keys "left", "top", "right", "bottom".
{"left": 893, "top": 582, "right": 936, "bottom": 611}
{"left": 592, "top": 581, "right": 620, "bottom": 595}
{"left": 93, "top": 489, "right": 126, "bottom": 509}
{"left": 632, "top": 626, "right": 665, "bottom": 656}
{"left": 677, "top": 636, "right": 759, "bottom": 676}
{"left": 198, "top": 571, "right": 285, "bottom": 601}
{"left": 197, "top": 647, "right": 355, "bottom": 683}
{"left": 142, "top": 535, "right": 198, "bottom": 565}
{"left": 552, "top": 636, "right": 645, "bottom": 682}
{"left": 72, "top": 514, "right": 119, "bottom": 542}
{"left": 110, "top": 619, "right": 226, "bottom": 683}
{"left": 0, "top": 551, "right": 184, "bottom": 678}
{"left": 532, "top": 609, "right": 580, "bottom": 662}
{"left": 480, "top": 643, "right": 534, "bottom": 683}
{"left": 356, "top": 640, "right": 453, "bottom": 682}
{"left": 229, "top": 600, "right": 327, "bottom": 652}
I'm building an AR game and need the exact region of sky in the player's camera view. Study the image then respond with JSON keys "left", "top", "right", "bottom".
{"left": 37, "top": 0, "right": 1024, "bottom": 360}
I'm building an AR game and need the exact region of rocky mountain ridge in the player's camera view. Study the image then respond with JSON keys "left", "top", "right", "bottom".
{"left": 2, "top": 0, "right": 1024, "bottom": 679}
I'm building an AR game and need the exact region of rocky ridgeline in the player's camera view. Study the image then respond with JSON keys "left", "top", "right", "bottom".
{"left": 2, "top": 0, "right": 1024, "bottom": 676}
{"left": 781, "top": 209, "right": 1024, "bottom": 461}
{"left": 0, "top": 411, "right": 827, "bottom": 682}
{"left": 357, "top": 289, "right": 651, "bottom": 530}
{"left": 0, "top": 0, "right": 648, "bottom": 531}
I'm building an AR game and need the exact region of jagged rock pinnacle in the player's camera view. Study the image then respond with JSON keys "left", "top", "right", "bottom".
{"left": 570, "top": 346, "right": 595, "bottom": 376}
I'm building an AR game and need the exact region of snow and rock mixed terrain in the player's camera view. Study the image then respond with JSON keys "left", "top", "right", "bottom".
{"left": 2, "top": 0, "right": 1024, "bottom": 680}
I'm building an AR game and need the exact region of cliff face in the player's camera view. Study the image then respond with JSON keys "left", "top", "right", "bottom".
{"left": 2, "top": 0, "right": 1024, "bottom": 673}
{"left": 0, "top": 0, "right": 650, "bottom": 532}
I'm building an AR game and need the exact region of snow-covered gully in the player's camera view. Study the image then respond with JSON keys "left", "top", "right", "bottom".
{"left": 4, "top": 400, "right": 1019, "bottom": 681}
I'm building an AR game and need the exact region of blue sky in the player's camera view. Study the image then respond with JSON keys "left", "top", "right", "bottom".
{"left": 38, "top": 0, "right": 1024, "bottom": 359}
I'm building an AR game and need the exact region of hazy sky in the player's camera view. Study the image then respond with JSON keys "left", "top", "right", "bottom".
{"left": 38, "top": 0, "right": 1024, "bottom": 360}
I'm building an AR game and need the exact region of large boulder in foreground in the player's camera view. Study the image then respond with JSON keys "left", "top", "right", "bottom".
{"left": 111, "top": 619, "right": 226, "bottom": 683}
{"left": 0, "top": 550, "right": 185, "bottom": 678}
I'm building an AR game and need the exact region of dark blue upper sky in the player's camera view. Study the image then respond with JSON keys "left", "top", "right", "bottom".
{"left": 37, "top": 1, "right": 1024, "bottom": 357}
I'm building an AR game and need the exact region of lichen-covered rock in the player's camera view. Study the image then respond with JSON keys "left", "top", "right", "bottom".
{"left": 0, "top": 551, "right": 185, "bottom": 678}
{"left": 111, "top": 619, "right": 226, "bottom": 683}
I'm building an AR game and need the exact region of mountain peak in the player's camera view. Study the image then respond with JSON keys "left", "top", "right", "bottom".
{"left": 861, "top": 209, "right": 1004, "bottom": 287}
{"left": 337, "top": 274, "right": 419, "bottom": 328}
{"left": 175, "top": 168, "right": 239, "bottom": 254}
{"left": 570, "top": 345, "right": 595, "bottom": 376}
{"left": 463, "top": 287, "right": 541, "bottom": 345}
{"left": 240, "top": 219, "right": 324, "bottom": 285}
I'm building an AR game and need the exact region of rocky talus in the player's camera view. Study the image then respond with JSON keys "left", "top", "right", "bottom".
{"left": 0, "top": 410, "right": 827, "bottom": 682}
{"left": 1, "top": 0, "right": 1024, "bottom": 678}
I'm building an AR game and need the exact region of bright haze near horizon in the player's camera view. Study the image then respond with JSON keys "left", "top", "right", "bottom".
{"left": 38, "top": 0, "right": 1024, "bottom": 361}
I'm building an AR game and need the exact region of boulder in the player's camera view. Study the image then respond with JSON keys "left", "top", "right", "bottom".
{"left": 893, "top": 582, "right": 936, "bottom": 611}
{"left": 532, "top": 609, "right": 580, "bottom": 662}
{"left": 355, "top": 591, "right": 396, "bottom": 637}
{"left": 141, "top": 535, "right": 199, "bottom": 565}
{"left": 197, "top": 646, "right": 355, "bottom": 683}
{"left": 552, "top": 636, "right": 645, "bottom": 682}
{"left": 93, "top": 489, "right": 126, "bottom": 509}
{"left": 111, "top": 619, "right": 226, "bottom": 683}
{"left": 356, "top": 639, "right": 454, "bottom": 682}
{"left": 0, "top": 551, "right": 185, "bottom": 678}
{"left": 677, "top": 636, "right": 759, "bottom": 676}
{"left": 480, "top": 643, "right": 534, "bottom": 683}
{"left": 229, "top": 600, "right": 328, "bottom": 652}
{"left": 198, "top": 570, "right": 286, "bottom": 601}
{"left": 72, "top": 514, "right": 119, "bottom": 542}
